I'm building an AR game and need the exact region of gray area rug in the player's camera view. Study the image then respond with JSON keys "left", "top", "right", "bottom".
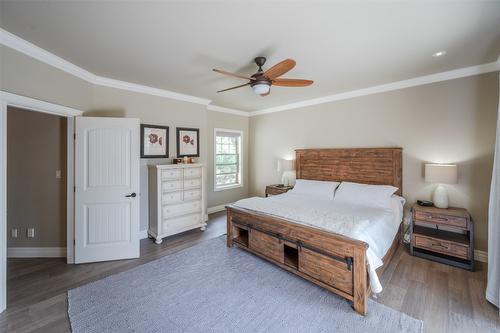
{"left": 68, "top": 236, "right": 423, "bottom": 333}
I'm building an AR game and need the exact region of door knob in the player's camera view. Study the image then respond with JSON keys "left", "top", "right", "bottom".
{"left": 125, "top": 192, "right": 137, "bottom": 198}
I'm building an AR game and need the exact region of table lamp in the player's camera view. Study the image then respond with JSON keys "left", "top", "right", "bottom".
{"left": 277, "top": 159, "right": 295, "bottom": 186}
{"left": 425, "top": 164, "right": 458, "bottom": 208}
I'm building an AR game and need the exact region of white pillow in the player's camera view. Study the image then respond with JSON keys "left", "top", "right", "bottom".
{"left": 291, "top": 179, "right": 340, "bottom": 200}
{"left": 334, "top": 182, "right": 398, "bottom": 210}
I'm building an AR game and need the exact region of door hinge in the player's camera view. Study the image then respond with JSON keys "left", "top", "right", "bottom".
{"left": 73, "top": 133, "right": 76, "bottom": 140}
{"left": 73, "top": 186, "right": 76, "bottom": 192}
{"left": 74, "top": 239, "right": 76, "bottom": 245}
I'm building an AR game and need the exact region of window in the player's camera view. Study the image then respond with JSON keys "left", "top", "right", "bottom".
{"left": 214, "top": 129, "right": 243, "bottom": 191}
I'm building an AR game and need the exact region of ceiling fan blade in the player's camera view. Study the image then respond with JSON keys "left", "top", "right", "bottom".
{"left": 272, "top": 78, "right": 314, "bottom": 87}
{"left": 264, "top": 59, "right": 296, "bottom": 79}
{"left": 213, "top": 69, "right": 255, "bottom": 81}
{"left": 216, "top": 82, "right": 250, "bottom": 93}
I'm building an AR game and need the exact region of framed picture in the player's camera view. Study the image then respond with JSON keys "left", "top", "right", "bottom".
{"left": 141, "top": 124, "right": 169, "bottom": 158}
{"left": 176, "top": 127, "right": 200, "bottom": 157}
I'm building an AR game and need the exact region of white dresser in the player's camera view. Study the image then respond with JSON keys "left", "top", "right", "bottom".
{"left": 148, "top": 163, "right": 206, "bottom": 244}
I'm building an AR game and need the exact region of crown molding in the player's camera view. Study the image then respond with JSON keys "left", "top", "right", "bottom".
{"left": 0, "top": 28, "right": 211, "bottom": 107}
{"left": 2, "top": 28, "right": 498, "bottom": 118}
{"left": 94, "top": 76, "right": 210, "bottom": 105}
{"left": 207, "top": 104, "right": 250, "bottom": 117}
{"left": 250, "top": 60, "right": 500, "bottom": 116}
{"left": 1, "top": 28, "right": 96, "bottom": 82}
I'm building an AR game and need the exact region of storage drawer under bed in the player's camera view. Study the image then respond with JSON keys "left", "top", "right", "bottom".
{"left": 298, "top": 247, "right": 353, "bottom": 295}
{"left": 232, "top": 222, "right": 354, "bottom": 296}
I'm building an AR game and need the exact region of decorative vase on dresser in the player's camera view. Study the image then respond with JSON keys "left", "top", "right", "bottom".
{"left": 148, "top": 163, "right": 206, "bottom": 244}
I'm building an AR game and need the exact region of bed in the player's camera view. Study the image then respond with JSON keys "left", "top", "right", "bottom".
{"left": 226, "top": 148, "right": 403, "bottom": 315}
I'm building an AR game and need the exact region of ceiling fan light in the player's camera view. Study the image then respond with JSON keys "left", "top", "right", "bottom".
{"left": 252, "top": 83, "right": 270, "bottom": 95}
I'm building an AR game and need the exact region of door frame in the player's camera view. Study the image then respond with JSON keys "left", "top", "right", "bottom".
{"left": 0, "top": 91, "right": 83, "bottom": 313}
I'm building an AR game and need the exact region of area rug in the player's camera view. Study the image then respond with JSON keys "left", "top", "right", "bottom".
{"left": 68, "top": 236, "right": 423, "bottom": 333}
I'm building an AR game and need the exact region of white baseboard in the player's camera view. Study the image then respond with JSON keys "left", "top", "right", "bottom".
{"left": 140, "top": 229, "right": 149, "bottom": 240}
{"left": 474, "top": 249, "right": 488, "bottom": 263}
{"left": 8, "top": 247, "right": 67, "bottom": 258}
{"left": 207, "top": 204, "right": 229, "bottom": 214}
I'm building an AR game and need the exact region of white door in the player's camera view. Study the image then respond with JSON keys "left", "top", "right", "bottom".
{"left": 75, "top": 117, "right": 140, "bottom": 263}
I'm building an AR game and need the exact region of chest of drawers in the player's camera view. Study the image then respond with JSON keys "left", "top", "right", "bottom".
{"left": 148, "top": 163, "right": 206, "bottom": 244}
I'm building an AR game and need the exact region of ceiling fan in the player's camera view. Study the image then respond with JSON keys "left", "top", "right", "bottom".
{"left": 213, "top": 57, "right": 313, "bottom": 96}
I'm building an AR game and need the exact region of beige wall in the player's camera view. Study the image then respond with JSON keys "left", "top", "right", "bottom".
{"left": 1, "top": 45, "right": 251, "bottom": 234}
{"left": 7, "top": 107, "right": 67, "bottom": 247}
{"left": 87, "top": 86, "right": 209, "bottom": 231}
{"left": 249, "top": 73, "right": 499, "bottom": 251}
{"left": 0, "top": 45, "right": 92, "bottom": 110}
{"left": 207, "top": 111, "right": 249, "bottom": 208}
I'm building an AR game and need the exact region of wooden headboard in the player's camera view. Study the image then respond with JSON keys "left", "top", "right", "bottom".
{"left": 295, "top": 148, "right": 403, "bottom": 196}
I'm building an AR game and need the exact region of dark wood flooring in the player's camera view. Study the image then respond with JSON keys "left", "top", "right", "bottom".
{"left": 0, "top": 212, "right": 498, "bottom": 333}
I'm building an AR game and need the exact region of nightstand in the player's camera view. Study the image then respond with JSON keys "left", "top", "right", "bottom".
{"left": 410, "top": 204, "right": 474, "bottom": 271}
{"left": 265, "top": 184, "right": 293, "bottom": 197}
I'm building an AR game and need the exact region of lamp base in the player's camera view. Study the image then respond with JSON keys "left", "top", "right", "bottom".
{"left": 281, "top": 171, "right": 295, "bottom": 187}
{"left": 432, "top": 184, "right": 449, "bottom": 208}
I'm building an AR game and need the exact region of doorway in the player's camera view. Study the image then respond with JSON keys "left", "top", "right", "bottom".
{"left": 7, "top": 107, "right": 67, "bottom": 258}
{"left": 6, "top": 107, "right": 67, "bottom": 307}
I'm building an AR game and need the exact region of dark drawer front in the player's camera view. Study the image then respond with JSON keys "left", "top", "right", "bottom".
{"left": 414, "top": 235, "right": 469, "bottom": 260}
{"left": 298, "top": 247, "right": 353, "bottom": 295}
{"left": 266, "top": 187, "right": 287, "bottom": 196}
{"left": 249, "top": 229, "right": 284, "bottom": 264}
{"left": 414, "top": 211, "right": 467, "bottom": 229}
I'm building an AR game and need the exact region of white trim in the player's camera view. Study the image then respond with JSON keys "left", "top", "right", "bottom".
{"left": 0, "top": 100, "right": 6, "bottom": 313}
{"left": 7, "top": 247, "right": 67, "bottom": 258}
{"left": 66, "top": 117, "right": 75, "bottom": 264}
{"left": 251, "top": 61, "right": 500, "bottom": 116}
{"left": 207, "top": 104, "right": 250, "bottom": 117}
{"left": 207, "top": 204, "right": 229, "bottom": 214}
{"left": 214, "top": 128, "right": 244, "bottom": 192}
{"left": 94, "top": 76, "right": 210, "bottom": 106}
{"left": 3, "top": 28, "right": 499, "bottom": 118}
{"left": 140, "top": 229, "right": 149, "bottom": 240}
{"left": 0, "top": 28, "right": 211, "bottom": 107}
{"left": 474, "top": 249, "right": 488, "bottom": 263}
{"left": 0, "top": 91, "right": 83, "bottom": 117}
{"left": 214, "top": 184, "right": 244, "bottom": 192}
{"left": 0, "top": 91, "right": 83, "bottom": 314}
{"left": 0, "top": 28, "right": 95, "bottom": 82}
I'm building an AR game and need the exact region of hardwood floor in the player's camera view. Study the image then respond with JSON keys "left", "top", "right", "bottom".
{"left": 1, "top": 212, "right": 498, "bottom": 333}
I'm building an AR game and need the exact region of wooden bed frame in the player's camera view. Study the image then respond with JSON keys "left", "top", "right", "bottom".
{"left": 226, "top": 148, "right": 403, "bottom": 315}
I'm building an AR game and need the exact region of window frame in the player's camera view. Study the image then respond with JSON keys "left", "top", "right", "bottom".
{"left": 214, "top": 128, "right": 243, "bottom": 192}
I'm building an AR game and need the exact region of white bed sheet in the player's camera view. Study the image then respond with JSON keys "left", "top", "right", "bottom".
{"left": 233, "top": 192, "right": 405, "bottom": 293}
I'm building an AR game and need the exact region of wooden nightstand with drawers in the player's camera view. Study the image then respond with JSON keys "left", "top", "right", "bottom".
{"left": 410, "top": 204, "right": 474, "bottom": 271}
{"left": 265, "top": 185, "right": 293, "bottom": 197}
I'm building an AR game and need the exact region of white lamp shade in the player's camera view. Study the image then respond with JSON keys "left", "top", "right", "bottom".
{"left": 277, "top": 159, "right": 294, "bottom": 172}
{"left": 425, "top": 164, "right": 458, "bottom": 184}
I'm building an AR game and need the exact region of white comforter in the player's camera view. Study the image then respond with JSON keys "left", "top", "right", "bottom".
{"left": 233, "top": 192, "right": 404, "bottom": 293}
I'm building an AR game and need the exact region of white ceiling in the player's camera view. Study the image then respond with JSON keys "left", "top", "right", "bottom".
{"left": 1, "top": 0, "right": 500, "bottom": 112}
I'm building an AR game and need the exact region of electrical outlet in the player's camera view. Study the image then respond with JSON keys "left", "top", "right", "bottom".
{"left": 27, "top": 228, "right": 35, "bottom": 238}
{"left": 11, "top": 228, "right": 18, "bottom": 238}
{"left": 56, "top": 170, "right": 62, "bottom": 179}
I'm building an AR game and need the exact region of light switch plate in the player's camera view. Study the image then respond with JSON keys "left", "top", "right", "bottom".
{"left": 27, "top": 228, "right": 35, "bottom": 238}
{"left": 11, "top": 228, "right": 18, "bottom": 238}
{"left": 56, "top": 170, "right": 62, "bottom": 179}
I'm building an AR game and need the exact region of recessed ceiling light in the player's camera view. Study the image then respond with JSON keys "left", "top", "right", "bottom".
{"left": 432, "top": 51, "right": 447, "bottom": 57}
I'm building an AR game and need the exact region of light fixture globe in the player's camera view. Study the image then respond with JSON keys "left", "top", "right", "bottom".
{"left": 252, "top": 83, "right": 270, "bottom": 95}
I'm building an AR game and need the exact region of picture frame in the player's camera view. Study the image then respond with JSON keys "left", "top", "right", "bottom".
{"left": 141, "top": 124, "right": 169, "bottom": 158}
{"left": 176, "top": 127, "right": 200, "bottom": 157}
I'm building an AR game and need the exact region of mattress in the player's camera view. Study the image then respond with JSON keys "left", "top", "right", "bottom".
{"left": 233, "top": 192, "right": 405, "bottom": 293}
